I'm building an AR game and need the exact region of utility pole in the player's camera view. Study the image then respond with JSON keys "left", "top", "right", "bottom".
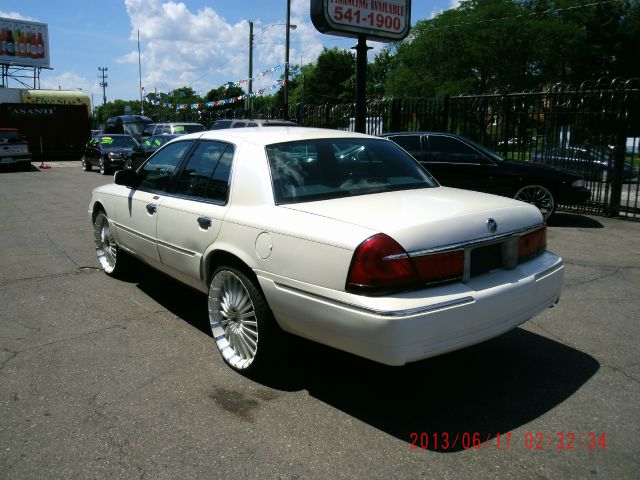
{"left": 138, "top": 30, "right": 144, "bottom": 115}
{"left": 98, "top": 67, "right": 108, "bottom": 105}
{"left": 247, "top": 21, "right": 253, "bottom": 113}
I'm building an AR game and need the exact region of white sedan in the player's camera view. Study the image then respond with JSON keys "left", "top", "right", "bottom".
{"left": 89, "top": 127, "right": 564, "bottom": 375}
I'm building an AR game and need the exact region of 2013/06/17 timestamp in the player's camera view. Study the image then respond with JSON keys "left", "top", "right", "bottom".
{"left": 409, "top": 431, "right": 607, "bottom": 451}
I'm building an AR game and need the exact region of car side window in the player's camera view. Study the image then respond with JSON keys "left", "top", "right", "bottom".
{"left": 232, "top": 122, "right": 246, "bottom": 128}
{"left": 173, "top": 141, "right": 232, "bottom": 200}
{"left": 427, "top": 136, "right": 484, "bottom": 164}
{"left": 388, "top": 135, "right": 423, "bottom": 161}
{"left": 137, "top": 141, "right": 193, "bottom": 192}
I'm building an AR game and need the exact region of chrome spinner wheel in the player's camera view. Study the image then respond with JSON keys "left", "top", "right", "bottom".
{"left": 514, "top": 184, "right": 555, "bottom": 220}
{"left": 208, "top": 268, "right": 263, "bottom": 372}
{"left": 93, "top": 211, "right": 119, "bottom": 275}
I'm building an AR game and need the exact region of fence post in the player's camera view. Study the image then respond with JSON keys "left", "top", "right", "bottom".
{"left": 606, "top": 131, "right": 627, "bottom": 217}
{"left": 442, "top": 95, "right": 450, "bottom": 131}
{"left": 390, "top": 98, "right": 401, "bottom": 132}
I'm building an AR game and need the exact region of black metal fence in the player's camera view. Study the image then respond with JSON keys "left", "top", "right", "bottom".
{"left": 154, "top": 78, "right": 640, "bottom": 218}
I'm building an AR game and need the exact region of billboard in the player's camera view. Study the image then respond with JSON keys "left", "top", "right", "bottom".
{"left": 311, "top": 0, "right": 411, "bottom": 42}
{"left": 0, "top": 17, "right": 50, "bottom": 68}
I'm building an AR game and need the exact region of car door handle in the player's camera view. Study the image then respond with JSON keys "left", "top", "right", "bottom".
{"left": 146, "top": 204, "right": 157, "bottom": 215}
{"left": 197, "top": 217, "right": 212, "bottom": 229}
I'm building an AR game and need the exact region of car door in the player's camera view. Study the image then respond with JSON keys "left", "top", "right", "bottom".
{"left": 113, "top": 140, "right": 194, "bottom": 264}
{"left": 424, "top": 134, "right": 498, "bottom": 192}
{"left": 156, "top": 140, "right": 234, "bottom": 286}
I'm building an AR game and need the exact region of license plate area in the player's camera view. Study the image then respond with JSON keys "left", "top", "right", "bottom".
{"left": 464, "top": 237, "right": 519, "bottom": 282}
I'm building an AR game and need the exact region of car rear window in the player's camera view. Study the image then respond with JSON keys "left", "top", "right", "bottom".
{"left": 266, "top": 138, "right": 437, "bottom": 204}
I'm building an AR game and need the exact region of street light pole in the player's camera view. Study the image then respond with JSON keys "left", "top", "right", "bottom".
{"left": 284, "top": 0, "right": 291, "bottom": 120}
{"left": 247, "top": 18, "right": 296, "bottom": 117}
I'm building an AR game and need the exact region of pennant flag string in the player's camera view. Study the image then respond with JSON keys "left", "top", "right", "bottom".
{"left": 147, "top": 80, "right": 286, "bottom": 110}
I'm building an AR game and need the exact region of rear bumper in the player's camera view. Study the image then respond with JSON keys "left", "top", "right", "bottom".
{"left": 0, "top": 153, "right": 32, "bottom": 165}
{"left": 258, "top": 251, "right": 564, "bottom": 366}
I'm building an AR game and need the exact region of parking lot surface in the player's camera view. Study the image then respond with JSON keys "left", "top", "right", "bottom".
{"left": 1, "top": 163, "right": 639, "bottom": 479}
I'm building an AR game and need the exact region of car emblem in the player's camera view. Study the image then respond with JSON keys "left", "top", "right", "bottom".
{"left": 486, "top": 218, "right": 498, "bottom": 233}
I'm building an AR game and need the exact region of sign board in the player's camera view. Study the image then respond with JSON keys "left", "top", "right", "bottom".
{"left": 21, "top": 90, "right": 91, "bottom": 110}
{"left": 0, "top": 17, "right": 50, "bottom": 68}
{"left": 311, "top": 0, "right": 411, "bottom": 42}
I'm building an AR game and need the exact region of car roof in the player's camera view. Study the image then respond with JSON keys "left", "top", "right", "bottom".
{"left": 380, "top": 131, "right": 450, "bottom": 136}
{"left": 185, "top": 127, "right": 377, "bottom": 146}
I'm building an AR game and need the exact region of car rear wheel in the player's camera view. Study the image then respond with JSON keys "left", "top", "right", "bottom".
{"left": 98, "top": 157, "right": 107, "bottom": 175}
{"left": 81, "top": 155, "right": 91, "bottom": 171}
{"left": 208, "top": 266, "right": 280, "bottom": 376}
{"left": 93, "top": 211, "right": 126, "bottom": 276}
{"left": 514, "top": 184, "right": 555, "bottom": 220}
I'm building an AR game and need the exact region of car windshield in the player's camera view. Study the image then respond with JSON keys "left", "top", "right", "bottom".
{"left": 100, "top": 136, "right": 138, "bottom": 148}
{"left": 266, "top": 138, "right": 438, "bottom": 204}
{"left": 123, "top": 123, "right": 148, "bottom": 136}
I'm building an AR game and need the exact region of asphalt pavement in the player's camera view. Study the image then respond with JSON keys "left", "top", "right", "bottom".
{"left": 0, "top": 162, "right": 639, "bottom": 479}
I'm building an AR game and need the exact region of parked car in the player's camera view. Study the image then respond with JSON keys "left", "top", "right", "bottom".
{"left": 103, "top": 115, "right": 153, "bottom": 141}
{"left": 382, "top": 132, "right": 591, "bottom": 220}
{"left": 140, "top": 122, "right": 204, "bottom": 141}
{"left": 532, "top": 146, "right": 638, "bottom": 182}
{"left": 82, "top": 134, "right": 139, "bottom": 175}
{"left": 125, "top": 134, "right": 182, "bottom": 171}
{"left": 210, "top": 118, "right": 298, "bottom": 129}
{"left": 0, "top": 128, "right": 32, "bottom": 171}
{"left": 89, "top": 127, "right": 564, "bottom": 376}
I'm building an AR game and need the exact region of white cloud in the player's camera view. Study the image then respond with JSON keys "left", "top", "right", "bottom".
{"left": 39, "top": 71, "right": 101, "bottom": 98}
{"left": 0, "top": 10, "right": 39, "bottom": 22}
{"left": 118, "top": 0, "right": 339, "bottom": 95}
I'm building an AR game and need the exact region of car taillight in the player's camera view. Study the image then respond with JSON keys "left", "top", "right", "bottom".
{"left": 411, "top": 250, "right": 464, "bottom": 285}
{"left": 346, "top": 233, "right": 420, "bottom": 295}
{"left": 519, "top": 226, "right": 547, "bottom": 262}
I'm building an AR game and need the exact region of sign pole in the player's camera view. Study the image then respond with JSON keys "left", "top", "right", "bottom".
{"left": 354, "top": 35, "right": 371, "bottom": 134}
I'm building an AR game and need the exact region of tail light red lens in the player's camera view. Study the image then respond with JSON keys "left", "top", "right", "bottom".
{"left": 411, "top": 250, "right": 464, "bottom": 285}
{"left": 519, "top": 226, "right": 547, "bottom": 262}
{"left": 346, "top": 233, "right": 420, "bottom": 295}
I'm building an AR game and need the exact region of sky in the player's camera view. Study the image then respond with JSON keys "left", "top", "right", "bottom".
{"left": 1, "top": 1, "right": 457, "bottom": 108}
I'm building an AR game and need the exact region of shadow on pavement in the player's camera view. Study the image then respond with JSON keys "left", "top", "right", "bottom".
{"left": 548, "top": 212, "right": 604, "bottom": 228}
{"left": 121, "top": 255, "right": 600, "bottom": 452}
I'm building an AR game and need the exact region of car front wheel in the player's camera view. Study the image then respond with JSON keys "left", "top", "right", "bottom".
{"left": 81, "top": 155, "right": 92, "bottom": 171}
{"left": 93, "top": 211, "right": 127, "bottom": 276}
{"left": 208, "top": 266, "right": 280, "bottom": 376}
{"left": 514, "top": 184, "right": 555, "bottom": 220}
{"left": 98, "top": 157, "right": 107, "bottom": 175}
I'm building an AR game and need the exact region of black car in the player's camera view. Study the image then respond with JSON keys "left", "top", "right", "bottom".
{"left": 382, "top": 132, "right": 591, "bottom": 220}
{"left": 125, "top": 134, "right": 182, "bottom": 170}
{"left": 81, "top": 134, "right": 139, "bottom": 175}
{"left": 532, "top": 146, "right": 638, "bottom": 182}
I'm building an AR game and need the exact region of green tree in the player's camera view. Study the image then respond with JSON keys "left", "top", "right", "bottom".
{"left": 293, "top": 47, "right": 356, "bottom": 104}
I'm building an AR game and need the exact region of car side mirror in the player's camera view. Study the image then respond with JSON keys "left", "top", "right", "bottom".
{"left": 114, "top": 169, "right": 138, "bottom": 188}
